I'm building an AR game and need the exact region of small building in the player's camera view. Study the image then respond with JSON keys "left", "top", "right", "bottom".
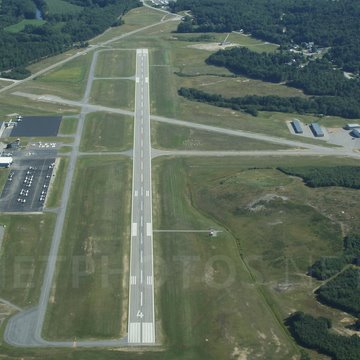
{"left": 351, "top": 129, "right": 360, "bottom": 138}
{"left": 6, "top": 138, "right": 20, "bottom": 149}
{"left": 345, "top": 123, "right": 360, "bottom": 130}
{"left": 310, "top": 123, "right": 324, "bottom": 137}
{"left": 0, "top": 157, "right": 13, "bottom": 168}
{"left": 291, "top": 119, "right": 303, "bottom": 134}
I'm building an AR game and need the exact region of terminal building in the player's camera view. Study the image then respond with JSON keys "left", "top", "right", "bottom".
{"left": 0, "top": 157, "right": 13, "bottom": 168}
{"left": 310, "top": 123, "right": 324, "bottom": 137}
{"left": 291, "top": 119, "right": 303, "bottom": 134}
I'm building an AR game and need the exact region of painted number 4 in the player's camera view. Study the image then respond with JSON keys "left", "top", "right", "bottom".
{"left": 137, "top": 310, "right": 144, "bottom": 319}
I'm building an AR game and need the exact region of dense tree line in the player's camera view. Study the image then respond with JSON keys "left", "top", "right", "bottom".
{"left": 307, "top": 234, "right": 360, "bottom": 280}
{"left": 309, "top": 257, "right": 348, "bottom": 281}
{"left": 286, "top": 312, "right": 360, "bottom": 360}
{"left": 316, "top": 268, "right": 360, "bottom": 317}
{"left": 0, "top": 0, "right": 140, "bottom": 77}
{"left": 170, "top": 0, "right": 360, "bottom": 73}
{"left": 207, "top": 48, "right": 360, "bottom": 97}
{"left": 277, "top": 166, "right": 360, "bottom": 189}
{"left": 178, "top": 87, "right": 360, "bottom": 119}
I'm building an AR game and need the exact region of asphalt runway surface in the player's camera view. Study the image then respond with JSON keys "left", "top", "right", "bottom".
{"left": 0, "top": 158, "right": 55, "bottom": 212}
{"left": 128, "top": 49, "right": 155, "bottom": 344}
{"left": 10, "top": 116, "right": 62, "bottom": 137}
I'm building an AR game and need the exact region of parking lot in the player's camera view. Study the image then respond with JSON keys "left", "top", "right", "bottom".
{"left": 0, "top": 158, "right": 56, "bottom": 212}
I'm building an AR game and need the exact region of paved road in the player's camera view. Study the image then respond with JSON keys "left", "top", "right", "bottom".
{"left": 128, "top": 49, "right": 155, "bottom": 344}
{"left": 150, "top": 148, "right": 360, "bottom": 158}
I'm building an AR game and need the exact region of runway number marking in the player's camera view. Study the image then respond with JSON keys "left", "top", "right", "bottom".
{"left": 137, "top": 310, "right": 144, "bottom": 319}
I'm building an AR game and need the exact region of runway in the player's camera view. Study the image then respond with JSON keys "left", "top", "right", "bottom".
{"left": 127, "top": 49, "right": 155, "bottom": 344}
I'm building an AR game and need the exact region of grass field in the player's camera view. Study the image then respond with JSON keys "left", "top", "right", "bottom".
{"left": 5, "top": 19, "right": 46, "bottom": 33}
{"left": 178, "top": 74, "right": 307, "bottom": 98}
{"left": 95, "top": 50, "right": 136, "bottom": 78}
{"left": 0, "top": 93, "right": 79, "bottom": 117}
{"left": 43, "top": 156, "right": 131, "bottom": 340}
{"left": 151, "top": 122, "right": 291, "bottom": 150}
{"left": 80, "top": 112, "right": 133, "bottom": 152}
{"left": 0, "top": 214, "right": 55, "bottom": 308}
{"left": 88, "top": 6, "right": 165, "bottom": 45}
{"left": 90, "top": 79, "right": 135, "bottom": 110}
{"left": 153, "top": 155, "right": 360, "bottom": 358}
{"left": 152, "top": 157, "right": 298, "bottom": 359}
{"left": 59, "top": 117, "right": 78, "bottom": 135}
{"left": 29, "top": 53, "right": 93, "bottom": 101}
{"left": 45, "top": 0, "right": 82, "bottom": 15}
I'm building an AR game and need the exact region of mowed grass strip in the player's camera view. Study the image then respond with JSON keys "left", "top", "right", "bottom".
{"left": 152, "top": 157, "right": 297, "bottom": 359}
{"left": 59, "top": 117, "right": 78, "bottom": 135}
{"left": 31, "top": 53, "right": 93, "bottom": 100}
{"left": 43, "top": 157, "right": 131, "bottom": 340}
{"left": 95, "top": 50, "right": 135, "bottom": 78}
{"left": 81, "top": 112, "right": 133, "bottom": 152}
{"left": 151, "top": 122, "right": 291, "bottom": 151}
{"left": 90, "top": 79, "right": 135, "bottom": 111}
{"left": 0, "top": 214, "right": 55, "bottom": 308}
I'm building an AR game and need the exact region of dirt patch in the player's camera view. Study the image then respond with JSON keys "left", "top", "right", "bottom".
{"left": 231, "top": 346, "right": 251, "bottom": 360}
{"left": 187, "top": 42, "right": 241, "bottom": 52}
{"left": 247, "top": 193, "right": 289, "bottom": 212}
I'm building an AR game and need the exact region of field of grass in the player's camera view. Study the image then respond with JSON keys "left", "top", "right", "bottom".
{"left": 0, "top": 93, "right": 79, "bottom": 117}
{"left": 29, "top": 53, "right": 93, "bottom": 101}
{"left": 179, "top": 74, "right": 307, "bottom": 98}
{"left": 151, "top": 122, "right": 291, "bottom": 150}
{"left": 90, "top": 79, "right": 135, "bottom": 110}
{"left": 59, "top": 117, "right": 78, "bottom": 135}
{"left": 88, "top": 6, "right": 165, "bottom": 45}
{"left": 153, "top": 155, "right": 360, "bottom": 358}
{"left": 45, "top": 0, "right": 82, "bottom": 15}
{"left": 174, "top": 31, "right": 278, "bottom": 54}
{"left": 5, "top": 19, "right": 46, "bottom": 33}
{"left": 81, "top": 112, "right": 133, "bottom": 152}
{"left": 43, "top": 156, "right": 131, "bottom": 340}
{"left": 95, "top": 50, "right": 135, "bottom": 78}
{"left": 0, "top": 214, "right": 55, "bottom": 308}
{"left": 152, "top": 157, "right": 298, "bottom": 359}
{"left": 46, "top": 157, "right": 69, "bottom": 208}
{"left": 0, "top": 80, "right": 12, "bottom": 89}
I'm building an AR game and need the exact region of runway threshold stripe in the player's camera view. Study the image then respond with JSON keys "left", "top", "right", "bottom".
{"left": 142, "top": 322, "right": 154, "bottom": 343}
{"left": 128, "top": 322, "right": 141, "bottom": 343}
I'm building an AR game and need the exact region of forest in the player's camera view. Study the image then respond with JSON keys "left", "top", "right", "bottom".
{"left": 0, "top": 0, "right": 140, "bottom": 77}
{"left": 308, "top": 234, "right": 360, "bottom": 280}
{"left": 170, "top": 0, "right": 360, "bottom": 73}
{"left": 178, "top": 87, "right": 360, "bottom": 119}
{"left": 277, "top": 166, "right": 360, "bottom": 189}
{"left": 316, "top": 268, "right": 360, "bottom": 316}
{"left": 286, "top": 312, "right": 360, "bottom": 360}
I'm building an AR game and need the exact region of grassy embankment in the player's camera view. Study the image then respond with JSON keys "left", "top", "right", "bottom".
{"left": 81, "top": 112, "right": 133, "bottom": 152}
